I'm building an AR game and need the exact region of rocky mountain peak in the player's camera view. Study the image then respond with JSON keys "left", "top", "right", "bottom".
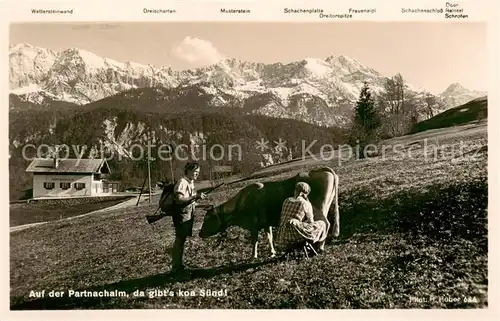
{"left": 442, "top": 82, "right": 467, "bottom": 94}
{"left": 439, "top": 82, "right": 486, "bottom": 108}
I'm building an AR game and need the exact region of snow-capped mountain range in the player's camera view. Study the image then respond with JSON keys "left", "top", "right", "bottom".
{"left": 9, "top": 42, "right": 486, "bottom": 127}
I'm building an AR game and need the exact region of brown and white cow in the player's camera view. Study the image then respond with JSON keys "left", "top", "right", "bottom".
{"left": 198, "top": 167, "right": 339, "bottom": 259}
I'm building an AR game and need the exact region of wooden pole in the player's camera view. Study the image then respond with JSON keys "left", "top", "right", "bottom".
{"left": 169, "top": 143, "right": 174, "bottom": 183}
{"left": 147, "top": 135, "right": 154, "bottom": 204}
{"left": 170, "top": 154, "right": 174, "bottom": 183}
{"left": 147, "top": 155, "right": 152, "bottom": 203}
{"left": 137, "top": 175, "right": 147, "bottom": 206}
{"left": 169, "top": 158, "right": 174, "bottom": 183}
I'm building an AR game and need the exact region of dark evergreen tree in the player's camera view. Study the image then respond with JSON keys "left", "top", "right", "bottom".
{"left": 354, "top": 81, "right": 380, "bottom": 132}
{"left": 349, "top": 82, "right": 381, "bottom": 158}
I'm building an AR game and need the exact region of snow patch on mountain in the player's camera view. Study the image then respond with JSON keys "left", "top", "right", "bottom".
{"left": 304, "top": 58, "right": 331, "bottom": 78}
{"left": 103, "top": 117, "right": 118, "bottom": 142}
{"left": 296, "top": 81, "right": 331, "bottom": 102}
{"left": 200, "top": 84, "right": 218, "bottom": 96}
{"left": 272, "top": 87, "right": 293, "bottom": 106}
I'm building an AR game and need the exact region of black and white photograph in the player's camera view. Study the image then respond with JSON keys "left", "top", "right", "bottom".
{"left": 8, "top": 22, "right": 488, "bottom": 309}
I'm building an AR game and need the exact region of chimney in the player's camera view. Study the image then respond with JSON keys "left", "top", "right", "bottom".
{"left": 53, "top": 146, "right": 59, "bottom": 168}
{"left": 53, "top": 155, "right": 59, "bottom": 168}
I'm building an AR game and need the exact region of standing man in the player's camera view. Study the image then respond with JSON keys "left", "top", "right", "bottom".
{"left": 171, "top": 162, "right": 206, "bottom": 274}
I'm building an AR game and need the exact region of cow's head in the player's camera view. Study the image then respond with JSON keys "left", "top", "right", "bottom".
{"left": 199, "top": 204, "right": 227, "bottom": 238}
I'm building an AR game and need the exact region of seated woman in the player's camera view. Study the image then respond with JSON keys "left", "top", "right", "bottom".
{"left": 275, "top": 182, "right": 327, "bottom": 254}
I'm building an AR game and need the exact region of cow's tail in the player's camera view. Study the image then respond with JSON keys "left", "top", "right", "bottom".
{"left": 332, "top": 172, "right": 340, "bottom": 238}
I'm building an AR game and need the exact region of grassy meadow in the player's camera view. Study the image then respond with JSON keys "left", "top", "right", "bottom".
{"left": 9, "top": 120, "right": 488, "bottom": 309}
{"left": 10, "top": 196, "right": 134, "bottom": 227}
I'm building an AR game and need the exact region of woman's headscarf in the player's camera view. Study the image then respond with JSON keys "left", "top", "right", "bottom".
{"left": 295, "top": 182, "right": 311, "bottom": 200}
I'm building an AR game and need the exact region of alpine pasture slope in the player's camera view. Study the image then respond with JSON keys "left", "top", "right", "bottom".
{"left": 10, "top": 119, "right": 487, "bottom": 309}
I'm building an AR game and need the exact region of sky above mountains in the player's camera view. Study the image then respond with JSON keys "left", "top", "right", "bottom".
{"left": 10, "top": 22, "right": 487, "bottom": 94}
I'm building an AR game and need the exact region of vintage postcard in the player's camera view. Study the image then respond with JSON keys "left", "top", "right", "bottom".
{"left": 1, "top": 0, "right": 498, "bottom": 320}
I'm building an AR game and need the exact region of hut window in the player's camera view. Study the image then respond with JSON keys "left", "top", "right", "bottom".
{"left": 60, "top": 182, "right": 71, "bottom": 190}
{"left": 43, "top": 182, "right": 55, "bottom": 190}
{"left": 75, "top": 183, "right": 86, "bottom": 190}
